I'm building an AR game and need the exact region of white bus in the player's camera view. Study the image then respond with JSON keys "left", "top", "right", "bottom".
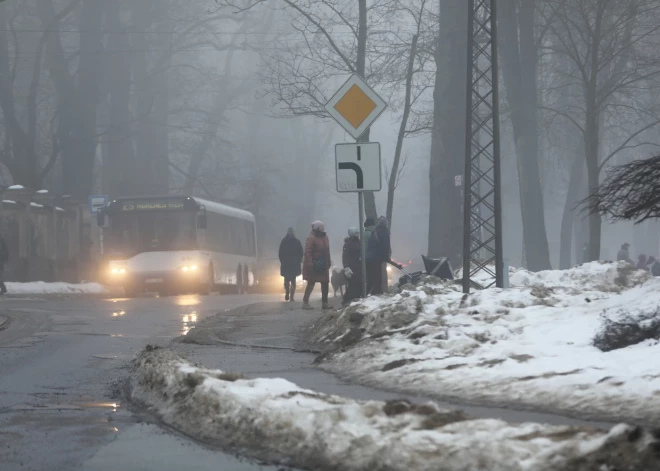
{"left": 98, "top": 196, "right": 256, "bottom": 296}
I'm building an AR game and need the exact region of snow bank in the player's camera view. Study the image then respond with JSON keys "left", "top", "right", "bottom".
{"left": 131, "top": 348, "right": 660, "bottom": 471}
{"left": 6, "top": 282, "right": 107, "bottom": 295}
{"left": 308, "top": 261, "right": 660, "bottom": 424}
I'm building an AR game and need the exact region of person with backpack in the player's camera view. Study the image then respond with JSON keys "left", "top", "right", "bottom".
{"left": 302, "top": 221, "right": 332, "bottom": 310}
{"left": 278, "top": 227, "right": 303, "bottom": 302}
{"left": 0, "top": 234, "right": 8, "bottom": 295}
{"left": 366, "top": 216, "right": 391, "bottom": 295}
{"left": 342, "top": 227, "right": 362, "bottom": 305}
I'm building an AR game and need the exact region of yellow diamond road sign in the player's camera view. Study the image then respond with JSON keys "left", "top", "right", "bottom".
{"left": 325, "top": 74, "right": 387, "bottom": 139}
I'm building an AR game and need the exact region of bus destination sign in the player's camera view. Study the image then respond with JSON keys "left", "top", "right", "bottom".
{"left": 119, "top": 201, "right": 185, "bottom": 212}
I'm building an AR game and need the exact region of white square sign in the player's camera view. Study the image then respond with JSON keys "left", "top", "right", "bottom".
{"left": 335, "top": 143, "right": 382, "bottom": 193}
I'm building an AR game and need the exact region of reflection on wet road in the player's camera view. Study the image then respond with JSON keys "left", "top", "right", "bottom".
{"left": 0, "top": 293, "right": 281, "bottom": 471}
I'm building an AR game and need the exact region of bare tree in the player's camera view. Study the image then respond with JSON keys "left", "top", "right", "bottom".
{"left": 582, "top": 154, "right": 660, "bottom": 223}
{"left": 543, "top": 0, "right": 660, "bottom": 261}
{"left": 498, "top": 0, "right": 552, "bottom": 271}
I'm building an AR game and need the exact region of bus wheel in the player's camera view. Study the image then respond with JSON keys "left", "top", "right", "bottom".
{"left": 236, "top": 265, "right": 244, "bottom": 294}
{"left": 200, "top": 265, "right": 214, "bottom": 295}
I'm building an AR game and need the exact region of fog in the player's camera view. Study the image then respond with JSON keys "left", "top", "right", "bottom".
{"left": 1, "top": 0, "right": 660, "bottom": 271}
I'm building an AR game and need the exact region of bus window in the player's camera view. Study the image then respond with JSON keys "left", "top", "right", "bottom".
{"left": 107, "top": 211, "right": 197, "bottom": 255}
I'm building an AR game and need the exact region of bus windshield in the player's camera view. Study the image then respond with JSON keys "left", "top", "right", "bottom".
{"left": 106, "top": 211, "right": 197, "bottom": 256}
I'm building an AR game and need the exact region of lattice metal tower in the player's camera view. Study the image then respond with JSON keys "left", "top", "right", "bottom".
{"left": 462, "top": 0, "right": 503, "bottom": 293}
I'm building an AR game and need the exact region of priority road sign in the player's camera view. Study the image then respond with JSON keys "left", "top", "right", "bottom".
{"left": 335, "top": 143, "right": 382, "bottom": 193}
{"left": 325, "top": 75, "right": 387, "bottom": 140}
{"left": 89, "top": 195, "right": 108, "bottom": 215}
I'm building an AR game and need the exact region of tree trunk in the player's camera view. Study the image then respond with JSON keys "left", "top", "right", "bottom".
{"left": 67, "top": 0, "right": 104, "bottom": 197}
{"left": 585, "top": 103, "right": 601, "bottom": 261}
{"left": 103, "top": 0, "right": 135, "bottom": 197}
{"left": 131, "top": 0, "right": 170, "bottom": 195}
{"left": 559, "top": 153, "right": 585, "bottom": 268}
{"left": 386, "top": 34, "right": 418, "bottom": 230}
{"left": 498, "top": 0, "right": 551, "bottom": 271}
{"left": 427, "top": 0, "right": 468, "bottom": 264}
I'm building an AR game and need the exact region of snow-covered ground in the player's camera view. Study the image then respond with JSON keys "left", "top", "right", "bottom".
{"left": 307, "top": 261, "right": 660, "bottom": 424}
{"left": 131, "top": 347, "right": 659, "bottom": 471}
{"left": 5, "top": 282, "right": 107, "bottom": 295}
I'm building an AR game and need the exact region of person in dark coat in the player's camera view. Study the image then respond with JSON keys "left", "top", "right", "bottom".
{"left": 649, "top": 257, "right": 660, "bottom": 277}
{"left": 342, "top": 227, "right": 362, "bottom": 306}
{"left": 0, "top": 234, "right": 7, "bottom": 295}
{"left": 279, "top": 227, "right": 303, "bottom": 301}
{"left": 636, "top": 254, "right": 648, "bottom": 271}
{"left": 617, "top": 243, "right": 632, "bottom": 263}
{"left": 302, "top": 221, "right": 332, "bottom": 310}
{"left": 366, "top": 216, "right": 391, "bottom": 295}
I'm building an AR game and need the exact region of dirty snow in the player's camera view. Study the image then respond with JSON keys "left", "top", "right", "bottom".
{"left": 5, "top": 282, "right": 107, "bottom": 294}
{"left": 308, "top": 261, "right": 660, "bottom": 424}
{"left": 130, "top": 348, "right": 660, "bottom": 471}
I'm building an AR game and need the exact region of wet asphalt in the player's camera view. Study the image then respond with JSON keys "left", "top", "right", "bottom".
{"left": 0, "top": 291, "right": 612, "bottom": 471}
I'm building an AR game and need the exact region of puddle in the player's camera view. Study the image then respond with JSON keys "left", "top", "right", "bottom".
{"left": 111, "top": 310, "right": 127, "bottom": 318}
{"left": 181, "top": 311, "right": 198, "bottom": 336}
{"left": 176, "top": 295, "right": 201, "bottom": 307}
{"left": 91, "top": 353, "right": 134, "bottom": 361}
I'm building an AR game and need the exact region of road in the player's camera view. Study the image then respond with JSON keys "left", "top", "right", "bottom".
{"left": 0, "top": 292, "right": 611, "bottom": 471}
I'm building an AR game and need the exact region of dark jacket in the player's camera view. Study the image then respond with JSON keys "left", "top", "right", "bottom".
{"left": 617, "top": 247, "right": 631, "bottom": 263}
{"left": 279, "top": 234, "right": 303, "bottom": 279}
{"left": 636, "top": 255, "right": 648, "bottom": 271}
{"left": 652, "top": 261, "right": 660, "bottom": 277}
{"left": 342, "top": 236, "right": 361, "bottom": 276}
{"left": 366, "top": 226, "right": 391, "bottom": 263}
{"left": 303, "top": 231, "right": 331, "bottom": 283}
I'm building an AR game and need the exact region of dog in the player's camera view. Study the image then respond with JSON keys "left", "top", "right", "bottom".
{"left": 331, "top": 268, "right": 348, "bottom": 297}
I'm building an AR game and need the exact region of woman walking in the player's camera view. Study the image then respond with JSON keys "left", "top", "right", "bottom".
{"left": 302, "top": 221, "right": 332, "bottom": 310}
{"left": 278, "top": 227, "right": 303, "bottom": 301}
{"left": 342, "top": 227, "right": 362, "bottom": 305}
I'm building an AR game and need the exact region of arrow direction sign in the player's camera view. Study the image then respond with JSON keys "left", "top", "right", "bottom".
{"left": 335, "top": 143, "right": 381, "bottom": 193}
{"left": 325, "top": 75, "right": 387, "bottom": 139}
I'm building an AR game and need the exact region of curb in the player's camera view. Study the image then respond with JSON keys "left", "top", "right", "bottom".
{"left": 0, "top": 314, "right": 10, "bottom": 332}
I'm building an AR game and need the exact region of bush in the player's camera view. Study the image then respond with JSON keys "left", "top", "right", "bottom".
{"left": 593, "top": 308, "right": 660, "bottom": 352}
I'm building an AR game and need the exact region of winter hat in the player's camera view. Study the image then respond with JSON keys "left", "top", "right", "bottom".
{"left": 364, "top": 218, "right": 375, "bottom": 227}
{"left": 348, "top": 227, "right": 359, "bottom": 238}
{"left": 312, "top": 221, "right": 325, "bottom": 233}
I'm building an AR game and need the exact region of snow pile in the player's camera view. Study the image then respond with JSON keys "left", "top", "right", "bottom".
{"left": 130, "top": 347, "right": 660, "bottom": 471}
{"left": 6, "top": 282, "right": 107, "bottom": 295}
{"left": 308, "top": 261, "right": 660, "bottom": 424}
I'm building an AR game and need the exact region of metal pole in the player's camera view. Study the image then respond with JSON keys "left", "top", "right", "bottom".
{"left": 358, "top": 191, "right": 367, "bottom": 298}
{"left": 462, "top": 0, "right": 476, "bottom": 294}
{"left": 491, "top": 0, "right": 504, "bottom": 288}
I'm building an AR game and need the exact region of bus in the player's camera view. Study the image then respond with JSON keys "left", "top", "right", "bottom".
{"left": 97, "top": 196, "right": 257, "bottom": 296}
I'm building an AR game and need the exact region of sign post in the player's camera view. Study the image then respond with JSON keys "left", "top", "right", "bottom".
{"left": 325, "top": 75, "right": 386, "bottom": 298}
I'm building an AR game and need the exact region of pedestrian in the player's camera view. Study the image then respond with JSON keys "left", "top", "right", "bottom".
{"left": 366, "top": 216, "right": 391, "bottom": 295}
{"left": 636, "top": 254, "right": 648, "bottom": 271}
{"left": 302, "top": 221, "right": 332, "bottom": 310}
{"left": 342, "top": 227, "right": 362, "bottom": 305}
{"left": 364, "top": 217, "right": 375, "bottom": 243}
{"left": 278, "top": 227, "right": 303, "bottom": 302}
{"left": 0, "top": 233, "right": 8, "bottom": 295}
{"left": 617, "top": 243, "right": 632, "bottom": 263}
{"left": 650, "top": 257, "right": 660, "bottom": 277}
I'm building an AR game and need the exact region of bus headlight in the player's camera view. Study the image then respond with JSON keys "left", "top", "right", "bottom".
{"left": 110, "top": 267, "right": 127, "bottom": 276}
{"left": 180, "top": 265, "right": 198, "bottom": 273}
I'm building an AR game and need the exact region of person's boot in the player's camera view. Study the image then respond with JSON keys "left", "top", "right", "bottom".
{"left": 302, "top": 296, "right": 313, "bottom": 310}
{"left": 290, "top": 285, "right": 296, "bottom": 302}
{"left": 322, "top": 302, "right": 332, "bottom": 310}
